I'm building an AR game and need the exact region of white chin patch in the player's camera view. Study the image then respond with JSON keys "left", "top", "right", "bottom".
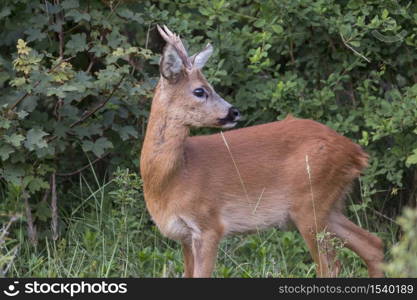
{"left": 221, "top": 122, "right": 237, "bottom": 129}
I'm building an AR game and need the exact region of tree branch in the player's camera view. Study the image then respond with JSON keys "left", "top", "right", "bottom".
{"left": 340, "top": 33, "right": 370, "bottom": 63}
{"left": 23, "top": 193, "right": 38, "bottom": 247}
{"left": 54, "top": 0, "right": 64, "bottom": 58}
{"left": 56, "top": 152, "right": 110, "bottom": 176}
{"left": 70, "top": 73, "right": 127, "bottom": 128}
{"left": 51, "top": 172, "right": 58, "bottom": 241}
{"left": 46, "top": 73, "right": 126, "bottom": 144}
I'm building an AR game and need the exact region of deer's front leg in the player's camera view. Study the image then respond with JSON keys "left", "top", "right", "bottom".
{"left": 181, "top": 240, "right": 194, "bottom": 277}
{"left": 191, "top": 229, "right": 222, "bottom": 278}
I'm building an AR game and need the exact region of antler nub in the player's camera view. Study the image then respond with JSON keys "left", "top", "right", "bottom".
{"left": 157, "top": 25, "right": 192, "bottom": 69}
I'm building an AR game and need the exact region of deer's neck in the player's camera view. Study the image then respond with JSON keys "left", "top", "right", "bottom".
{"left": 140, "top": 95, "right": 189, "bottom": 199}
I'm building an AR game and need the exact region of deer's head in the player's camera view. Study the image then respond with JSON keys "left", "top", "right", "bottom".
{"left": 156, "top": 25, "right": 240, "bottom": 129}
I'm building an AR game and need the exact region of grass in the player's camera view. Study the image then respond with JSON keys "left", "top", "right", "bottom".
{"left": 1, "top": 167, "right": 398, "bottom": 278}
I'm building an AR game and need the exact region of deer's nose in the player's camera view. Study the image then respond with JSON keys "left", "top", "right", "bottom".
{"left": 228, "top": 107, "right": 241, "bottom": 121}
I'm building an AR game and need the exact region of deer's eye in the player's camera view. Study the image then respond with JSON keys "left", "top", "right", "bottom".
{"left": 193, "top": 88, "right": 206, "bottom": 98}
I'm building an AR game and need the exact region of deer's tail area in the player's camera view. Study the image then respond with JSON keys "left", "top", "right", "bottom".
{"left": 350, "top": 143, "right": 369, "bottom": 177}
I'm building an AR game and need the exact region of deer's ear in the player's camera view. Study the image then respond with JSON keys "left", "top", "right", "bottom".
{"left": 192, "top": 43, "right": 213, "bottom": 69}
{"left": 160, "top": 44, "right": 184, "bottom": 81}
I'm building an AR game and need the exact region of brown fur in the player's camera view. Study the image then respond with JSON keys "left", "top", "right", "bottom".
{"left": 140, "top": 27, "right": 384, "bottom": 278}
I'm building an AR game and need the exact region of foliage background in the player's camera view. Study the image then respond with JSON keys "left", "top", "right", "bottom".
{"left": 0, "top": 0, "right": 416, "bottom": 277}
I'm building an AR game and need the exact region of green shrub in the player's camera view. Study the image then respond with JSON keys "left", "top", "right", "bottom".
{"left": 0, "top": 0, "right": 155, "bottom": 240}
{"left": 384, "top": 208, "right": 417, "bottom": 277}
{"left": 0, "top": 0, "right": 416, "bottom": 276}
{"left": 0, "top": 215, "right": 19, "bottom": 277}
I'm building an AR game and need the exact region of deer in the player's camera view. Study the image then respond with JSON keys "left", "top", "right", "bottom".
{"left": 140, "top": 25, "right": 384, "bottom": 278}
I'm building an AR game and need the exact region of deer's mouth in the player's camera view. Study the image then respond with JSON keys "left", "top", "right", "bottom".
{"left": 217, "top": 107, "right": 241, "bottom": 128}
{"left": 217, "top": 118, "right": 238, "bottom": 129}
{"left": 220, "top": 122, "right": 237, "bottom": 129}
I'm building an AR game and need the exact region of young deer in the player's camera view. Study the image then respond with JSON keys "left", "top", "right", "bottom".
{"left": 140, "top": 25, "right": 384, "bottom": 278}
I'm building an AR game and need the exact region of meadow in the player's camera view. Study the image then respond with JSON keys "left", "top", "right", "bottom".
{"left": 1, "top": 167, "right": 400, "bottom": 277}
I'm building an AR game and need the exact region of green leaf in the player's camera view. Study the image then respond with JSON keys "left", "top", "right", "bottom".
{"left": 10, "top": 77, "right": 26, "bottom": 87}
{"left": 107, "top": 30, "right": 124, "bottom": 49}
{"left": 17, "top": 110, "right": 29, "bottom": 120}
{"left": 0, "top": 145, "right": 14, "bottom": 161}
{"left": 65, "top": 33, "right": 88, "bottom": 55}
{"left": 0, "top": 119, "right": 11, "bottom": 129}
{"left": 254, "top": 19, "right": 266, "bottom": 28}
{"left": 73, "top": 123, "right": 102, "bottom": 138}
{"left": 24, "top": 28, "right": 47, "bottom": 42}
{"left": 49, "top": 22, "right": 63, "bottom": 33}
{"left": 93, "top": 137, "right": 113, "bottom": 157}
{"left": 65, "top": 9, "right": 91, "bottom": 22}
{"left": 117, "top": 125, "right": 138, "bottom": 141}
{"left": 0, "top": 164, "right": 25, "bottom": 185}
{"left": 53, "top": 123, "right": 69, "bottom": 138}
{"left": 35, "top": 200, "right": 51, "bottom": 222}
{"left": 0, "top": 7, "right": 11, "bottom": 20}
{"left": 20, "top": 95, "right": 39, "bottom": 113}
{"left": 117, "top": 9, "right": 143, "bottom": 23}
{"left": 349, "top": 40, "right": 360, "bottom": 48}
{"left": 406, "top": 149, "right": 417, "bottom": 167}
{"left": 82, "top": 137, "right": 113, "bottom": 157}
{"left": 271, "top": 24, "right": 283, "bottom": 34}
{"left": 199, "top": 7, "right": 211, "bottom": 16}
{"left": 46, "top": 87, "right": 66, "bottom": 98}
{"left": 27, "top": 176, "right": 50, "bottom": 193}
{"left": 47, "top": 85, "right": 79, "bottom": 98}
{"left": 62, "top": 0, "right": 79, "bottom": 10}
{"left": 24, "top": 128, "right": 48, "bottom": 151}
{"left": 382, "top": 9, "right": 389, "bottom": 19}
{"left": 4, "top": 133, "right": 25, "bottom": 147}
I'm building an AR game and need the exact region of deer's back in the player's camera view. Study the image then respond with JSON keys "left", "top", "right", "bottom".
{"left": 186, "top": 115, "right": 367, "bottom": 183}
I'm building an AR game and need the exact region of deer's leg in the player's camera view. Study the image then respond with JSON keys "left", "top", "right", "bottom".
{"left": 294, "top": 219, "right": 339, "bottom": 277}
{"left": 181, "top": 240, "right": 194, "bottom": 277}
{"left": 328, "top": 213, "right": 384, "bottom": 277}
{"left": 291, "top": 198, "right": 340, "bottom": 278}
{"left": 191, "top": 229, "right": 222, "bottom": 278}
